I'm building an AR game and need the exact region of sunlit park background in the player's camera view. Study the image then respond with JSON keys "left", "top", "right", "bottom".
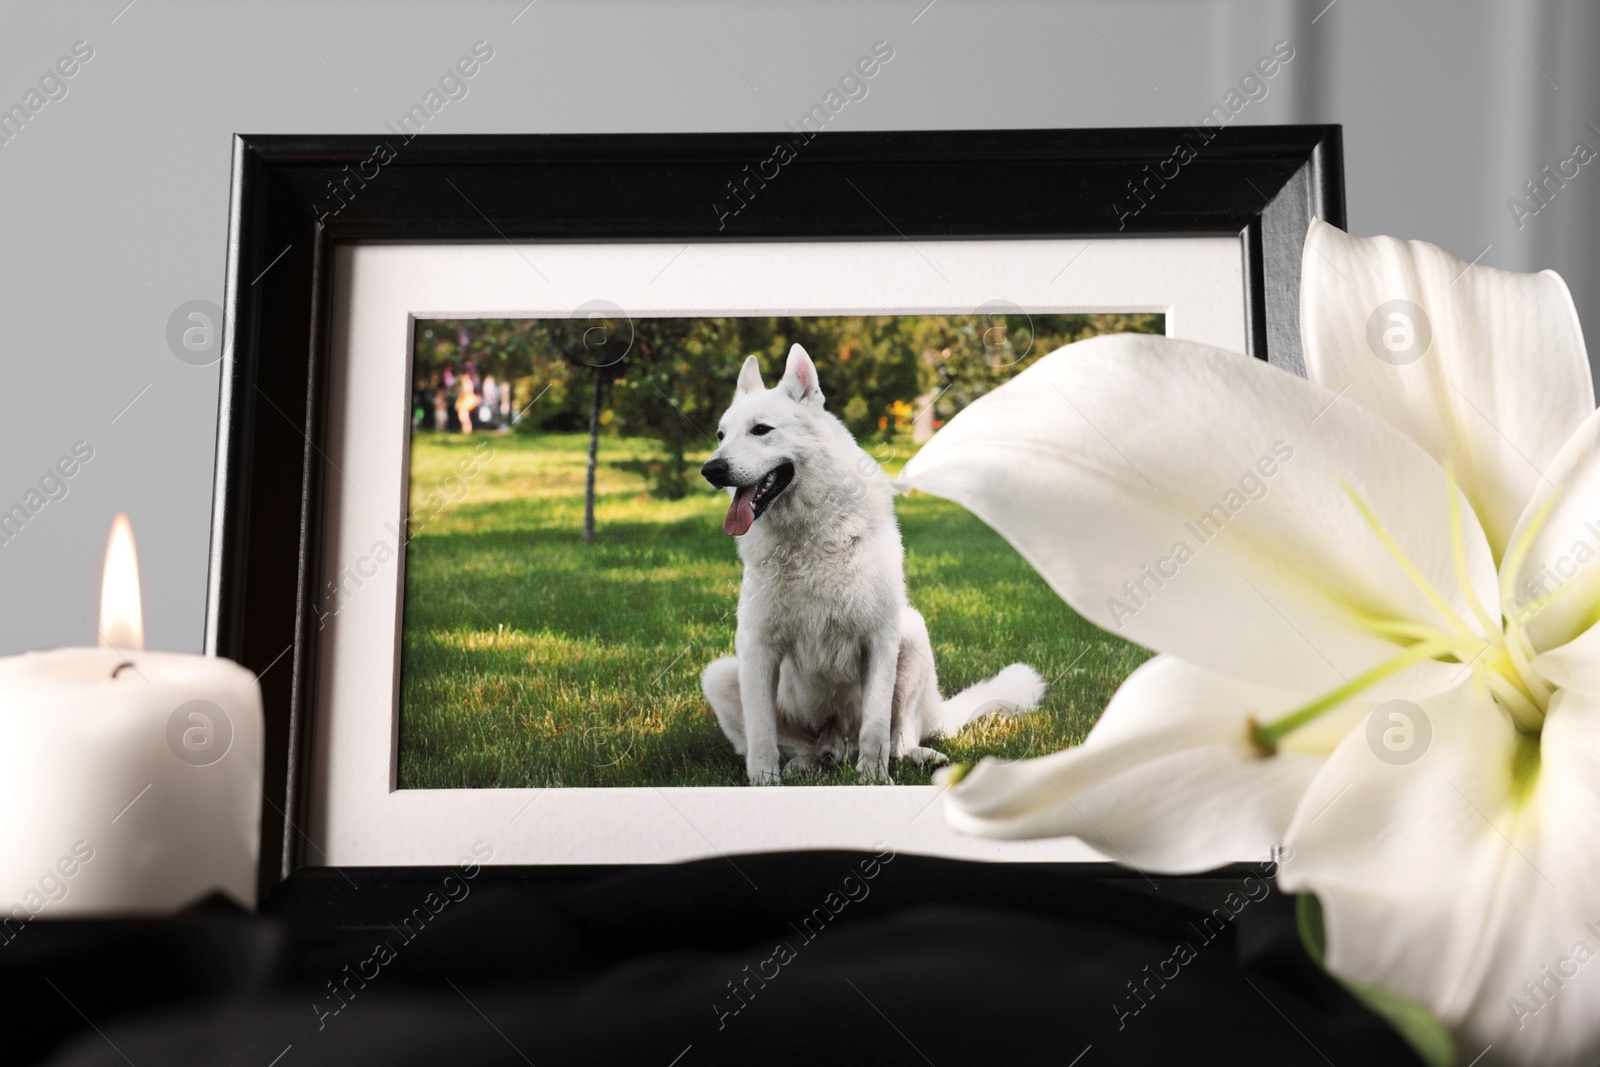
{"left": 397, "top": 312, "right": 1163, "bottom": 788}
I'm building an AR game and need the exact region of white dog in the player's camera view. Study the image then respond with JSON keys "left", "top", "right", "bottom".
{"left": 699, "top": 343, "right": 1045, "bottom": 785}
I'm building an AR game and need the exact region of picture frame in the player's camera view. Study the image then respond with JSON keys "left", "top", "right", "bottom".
{"left": 208, "top": 128, "right": 1345, "bottom": 907}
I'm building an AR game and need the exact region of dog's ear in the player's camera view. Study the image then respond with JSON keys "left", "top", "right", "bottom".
{"left": 735, "top": 355, "right": 765, "bottom": 396}
{"left": 779, "top": 343, "right": 823, "bottom": 405}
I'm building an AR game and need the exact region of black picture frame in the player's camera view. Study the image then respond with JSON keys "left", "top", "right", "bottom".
{"left": 208, "top": 127, "right": 1345, "bottom": 910}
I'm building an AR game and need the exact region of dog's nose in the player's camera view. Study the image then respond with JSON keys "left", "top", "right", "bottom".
{"left": 701, "top": 457, "right": 731, "bottom": 487}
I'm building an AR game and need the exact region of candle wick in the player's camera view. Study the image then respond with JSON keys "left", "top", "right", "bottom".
{"left": 111, "top": 661, "right": 136, "bottom": 679}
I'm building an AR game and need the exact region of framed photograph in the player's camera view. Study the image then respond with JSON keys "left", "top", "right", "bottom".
{"left": 209, "top": 128, "right": 1344, "bottom": 902}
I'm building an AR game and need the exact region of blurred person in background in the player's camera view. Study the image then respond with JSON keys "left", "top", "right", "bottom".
{"left": 455, "top": 372, "right": 480, "bottom": 435}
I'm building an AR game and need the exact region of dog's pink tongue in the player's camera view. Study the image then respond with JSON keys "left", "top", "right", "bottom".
{"left": 724, "top": 485, "right": 757, "bottom": 536}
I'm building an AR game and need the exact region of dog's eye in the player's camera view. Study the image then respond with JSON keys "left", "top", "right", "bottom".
{"left": 750, "top": 424, "right": 773, "bottom": 436}
{"left": 716, "top": 430, "right": 725, "bottom": 441}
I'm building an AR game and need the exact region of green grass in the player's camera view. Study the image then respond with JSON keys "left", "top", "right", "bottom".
{"left": 395, "top": 431, "right": 1149, "bottom": 788}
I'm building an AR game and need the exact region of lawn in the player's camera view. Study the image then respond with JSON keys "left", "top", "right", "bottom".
{"left": 395, "top": 430, "right": 1150, "bottom": 788}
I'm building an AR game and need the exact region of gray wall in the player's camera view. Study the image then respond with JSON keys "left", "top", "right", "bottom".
{"left": 2, "top": 0, "right": 1596, "bottom": 654}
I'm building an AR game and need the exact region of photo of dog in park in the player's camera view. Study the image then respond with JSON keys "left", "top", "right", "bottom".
{"left": 396, "top": 310, "right": 1164, "bottom": 788}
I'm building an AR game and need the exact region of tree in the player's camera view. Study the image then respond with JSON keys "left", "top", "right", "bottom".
{"left": 566, "top": 306, "right": 632, "bottom": 543}
{"left": 583, "top": 363, "right": 603, "bottom": 543}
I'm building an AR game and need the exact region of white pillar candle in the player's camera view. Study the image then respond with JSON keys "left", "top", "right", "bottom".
{"left": 0, "top": 515, "right": 262, "bottom": 921}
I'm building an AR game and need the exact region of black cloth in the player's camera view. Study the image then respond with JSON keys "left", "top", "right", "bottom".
{"left": 4, "top": 851, "right": 1422, "bottom": 1066}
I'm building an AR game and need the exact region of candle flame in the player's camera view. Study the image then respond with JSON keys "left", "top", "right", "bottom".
{"left": 99, "top": 513, "right": 144, "bottom": 651}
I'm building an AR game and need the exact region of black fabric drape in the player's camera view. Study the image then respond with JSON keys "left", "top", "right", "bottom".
{"left": 4, "top": 851, "right": 1423, "bottom": 1066}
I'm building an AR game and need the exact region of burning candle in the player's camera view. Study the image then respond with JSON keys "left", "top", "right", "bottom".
{"left": 0, "top": 514, "right": 263, "bottom": 920}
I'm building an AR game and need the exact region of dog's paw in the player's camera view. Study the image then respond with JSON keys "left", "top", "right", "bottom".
{"left": 747, "top": 757, "right": 783, "bottom": 785}
{"left": 855, "top": 751, "right": 891, "bottom": 783}
{"left": 782, "top": 755, "right": 822, "bottom": 780}
{"left": 900, "top": 745, "right": 950, "bottom": 768}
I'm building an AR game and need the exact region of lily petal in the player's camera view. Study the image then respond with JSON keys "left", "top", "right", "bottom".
{"left": 943, "top": 655, "right": 1358, "bottom": 873}
{"left": 1532, "top": 623, "right": 1600, "bottom": 696}
{"left": 899, "top": 333, "right": 1497, "bottom": 696}
{"left": 1280, "top": 685, "right": 1600, "bottom": 1067}
{"left": 1506, "top": 404, "right": 1600, "bottom": 653}
{"left": 1300, "top": 218, "right": 1592, "bottom": 559}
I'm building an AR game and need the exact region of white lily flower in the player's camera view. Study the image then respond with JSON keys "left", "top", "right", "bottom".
{"left": 899, "top": 219, "right": 1600, "bottom": 1066}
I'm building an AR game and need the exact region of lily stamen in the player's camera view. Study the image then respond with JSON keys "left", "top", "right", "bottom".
{"left": 1344, "top": 610, "right": 1482, "bottom": 656}
{"left": 1343, "top": 483, "right": 1479, "bottom": 641}
{"left": 1258, "top": 476, "right": 1562, "bottom": 752}
{"left": 1497, "top": 490, "right": 1561, "bottom": 631}
{"left": 1471, "top": 659, "right": 1544, "bottom": 733}
{"left": 1446, "top": 467, "right": 1501, "bottom": 640}
{"left": 1251, "top": 636, "right": 1463, "bottom": 753}
{"left": 1501, "top": 636, "right": 1551, "bottom": 709}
